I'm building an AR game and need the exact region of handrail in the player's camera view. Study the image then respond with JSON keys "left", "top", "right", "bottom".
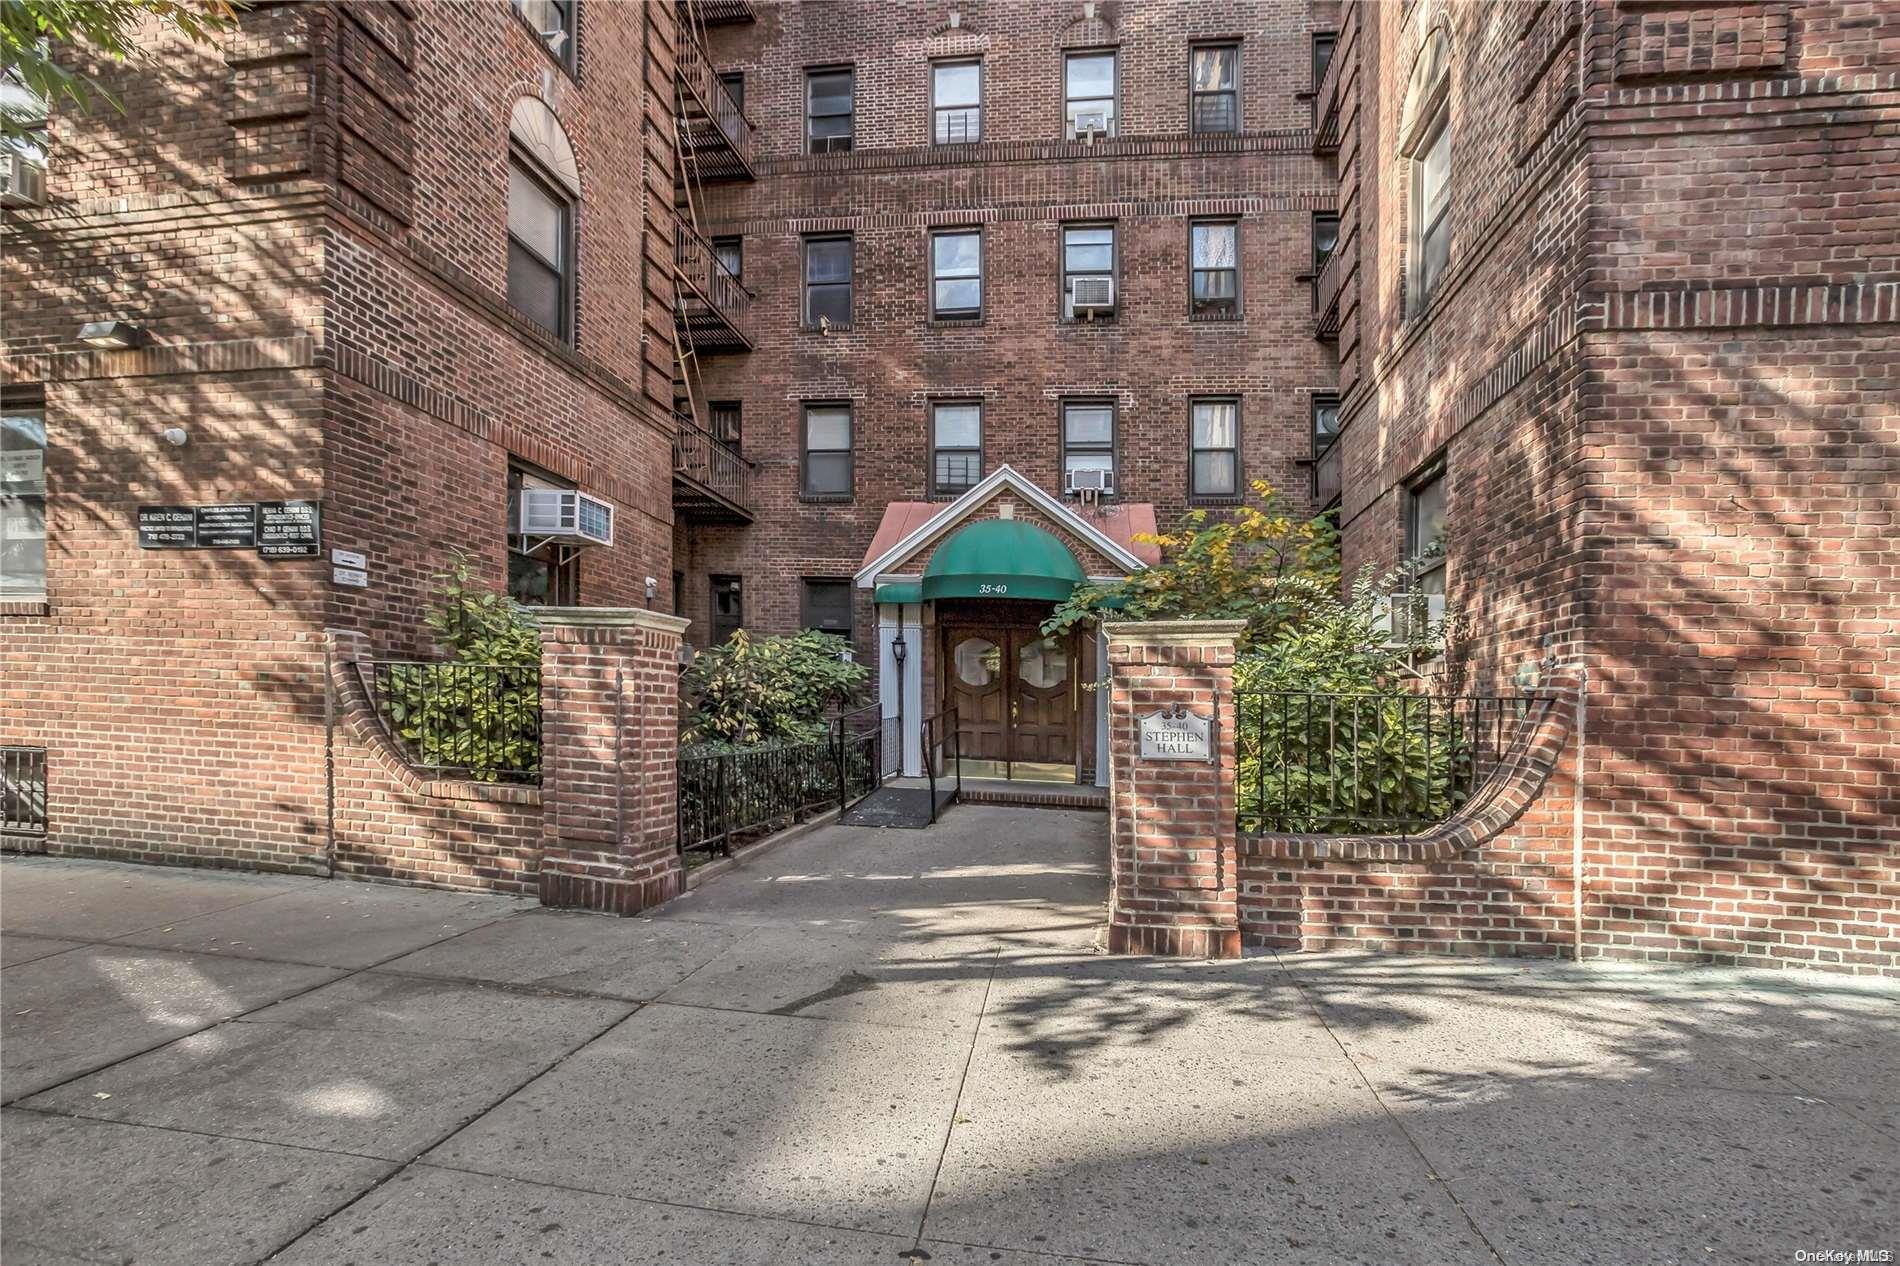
{"left": 675, "top": 220, "right": 752, "bottom": 343}
{"left": 672, "top": 411, "right": 752, "bottom": 511}
{"left": 1313, "top": 217, "right": 1354, "bottom": 337}
{"left": 676, "top": 21, "right": 752, "bottom": 174}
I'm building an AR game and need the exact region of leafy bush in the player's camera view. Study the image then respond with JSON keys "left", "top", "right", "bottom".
{"left": 375, "top": 554, "right": 541, "bottom": 782}
{"left": 682, "top": 630, "right": 867, "bottom": 748}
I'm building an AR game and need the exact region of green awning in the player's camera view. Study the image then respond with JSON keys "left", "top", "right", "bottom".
{"left": 920, "top": 520, "right": 1087, "bottom": 603}
{"left": 874, "top": 581, "right": 923, "bottom": 605}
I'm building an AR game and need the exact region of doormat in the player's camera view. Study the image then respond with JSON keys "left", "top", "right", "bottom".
{"left": 839, "top": 786, "right": 957, "bottom": 829}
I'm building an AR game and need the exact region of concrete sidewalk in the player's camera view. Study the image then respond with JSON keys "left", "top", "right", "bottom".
{"left": 2, "top": 808, "right": 1895, "bottom": 1265}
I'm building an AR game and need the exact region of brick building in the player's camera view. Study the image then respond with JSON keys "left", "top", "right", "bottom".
{"left": 2, "top": 1, "right": 683, "bottom": 871}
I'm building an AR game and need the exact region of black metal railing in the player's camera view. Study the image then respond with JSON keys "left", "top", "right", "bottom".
{"left": 675, "top": 221, "right": 752, "bottom": 346}
{"left": 832, "top": 703, "right": 900, "bottom": 779}
{"left": 1, "top": 745, "right": 47, "bottom": 836}
{"left": 921, "top": 708, "right": 962, "bottom": 825}
{"left": 677, "top": 717, "right": 885, "bottom": 858}
{"left": 676, "top": 26, "right": 753, "bottom": 176}
{"left": 1235, "top": 691, "right": 1536, "bottom": 836}
{"left": 673, "top": 411, "right": 753, "bottom": 513}
{"left": 355, "top": 661, "right": 542, "bottom": 783}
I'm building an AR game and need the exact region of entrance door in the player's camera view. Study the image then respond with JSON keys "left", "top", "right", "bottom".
{"left": 940, "top": 626, "right": 1077, "bottom": 774}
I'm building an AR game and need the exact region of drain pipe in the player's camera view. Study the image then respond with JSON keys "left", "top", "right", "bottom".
{"left": 323, "top": 637, "right": 337, "bottom": 877}
{"left": 1571, "top": 660, "right": 1588, "bottom": 962}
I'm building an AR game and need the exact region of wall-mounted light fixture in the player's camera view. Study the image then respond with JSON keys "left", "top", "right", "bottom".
{"left": 77, "top": 319, "right": 149, "bottom": 349}
{"left": 161, "top": 427, "right": 188, "bottom": 447}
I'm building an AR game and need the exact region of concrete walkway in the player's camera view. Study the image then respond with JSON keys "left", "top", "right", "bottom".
{"left": 1, "top": 808, "right": 1894, "bottom": 1265}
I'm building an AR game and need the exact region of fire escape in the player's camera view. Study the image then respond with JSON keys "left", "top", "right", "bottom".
{"left": 1308, "top": 4, "right": 1360, "bottom": 510}
{"left": 671, "top": 0, "right": 756, "bottom": 524}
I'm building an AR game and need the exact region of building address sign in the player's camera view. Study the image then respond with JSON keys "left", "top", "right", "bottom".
{"left": 1138, "top": 705, "right": 1213, "bottom": 761}
{"left": 137, "top": 501, "right": 322, "bottom": 557}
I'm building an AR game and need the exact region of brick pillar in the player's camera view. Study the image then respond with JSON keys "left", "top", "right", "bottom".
{"left": 1104, "top": 620, "right": 1246, "bottom": 958}
{"left": 535, "top": 608, "right": 689, "bottom": 915}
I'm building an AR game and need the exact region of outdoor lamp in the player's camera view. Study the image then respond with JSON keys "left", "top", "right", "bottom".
{"left": 77, "top": 320, "right": 149, "bottom": 349}
{"left": 891, "top": 630, "right": 908, "bottom": 665}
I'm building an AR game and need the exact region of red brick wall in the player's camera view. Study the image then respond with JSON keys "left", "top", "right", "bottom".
{"left": 679, "top": 0, "right": 1338, "bottom": 658}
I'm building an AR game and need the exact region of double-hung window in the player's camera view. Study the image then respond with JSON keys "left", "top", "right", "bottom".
{"left": 801, "top": 579, "right": 854, "bottom": 641}
{"left": 1313, "top": 213, "right": 1339, "bottom": 273}
{"left": 513, "top": 0, "right": 575, "bottom": 71}
{"left": 709, "top": 400, "right": 742, "bottom": 451}
{"left": 802, "top": 403, "right": 853, "bottom": 499}
{"left": 1189, "top": 399, "right": 1240, "bottom": 501}
{"left": 1190, "top": 44, "right": 1239, "bottom": 134}
{"left": 803, "top": 235, "right": 852, "bottom": 327}
{"left": 1412, "top": 111, "right": 1451, "bottom": 310}
{"left": 710, "top": 575, "right": 743, "bottom": 643}
{"left": 1405, "top": 463, "right": 1448, "bottom": 602}
{"left": 1061, "top": 401, "right": 1116, "bottom": 491}
{"left": 506, "top": 156, "right": 574, "bottom": 341}
{"left": 807, "top": 67, "right": 854, "bottom": 153}
{"left": 1311, "top": 393, "right": 1340, "bottom": 455}
{"left": 1312, "top": 32, "right": 1336, "bottom": 90}
{"left": 712, "top": 236, "right": 742, "bottom": 284}
{"left": 1064, "top": 51, "right": 1116, "bottom": 138}
{"left": 1189, "top": 220, "right": 1239, "bottom": 319}
{"left": 933, "top": 60, "right": 981, "bottom": 144}
{"left": 931, "top": 402, "right": 982, "bottom": 496}
{"left": 1062, "top": 225, "right": 1115, "bottom": 319}
{"left": 0, "top": 398, "right": 46, "bottom": 602}
{"left": 930, "top": 229, "right": 982, "bottom": 320}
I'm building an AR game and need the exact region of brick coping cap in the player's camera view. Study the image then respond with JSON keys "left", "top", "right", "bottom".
{"left": 1104, "top": 619, "right": 1248, "bottom": 645}
{"left": 533, "top": 607, "right": 690, "bottom": 633}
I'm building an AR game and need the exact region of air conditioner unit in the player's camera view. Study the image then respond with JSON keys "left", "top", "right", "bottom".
{"left": 1371, "top": 591, "right": 1447, "bottom": 644}
{"left": 1071, "top": 274, "right": 1115, "bottom": 314}
{"left": 1065, "top": 467, "right": 1116, "bottom": 497}
{"left": 1072, "top": 111, "right": 1110, "bottom": 139}
{"left": 0, "top": 152, "right": 47, "bottom": 208}
{"left": 515, "top": 488, "right": 615, "bottom": 547}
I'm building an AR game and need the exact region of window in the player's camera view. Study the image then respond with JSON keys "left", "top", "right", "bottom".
{"left": 0, "top": 398, "right": 46, "bottom": 601}
{"left": 1312, "top": 32, "right": 1337, "bottom": 89}
{"left": 507, "top": 156, "right": 574, "bottom": 341}
{"left": 1404, "top": 463, "right": 1448, "bottom": 602}
{"left": 672, "top": 570, "right": 684, "bottom": 616}
{"left": 931, "top": 402, "right": 983, "bottom": 495}
{"left": 1190, "top": 44, "right": 1239, "bottom": 134}
{"left": 1311, "top": 393, "right": 1340, "bottom": 456}
{"left": 1189, "top": 399, "right": 1239, "bottom": 500}
{"left": 1064, "top": 51, "right": 1116, "bottom": 138}
{"left": 709, "top": 400, "right": 742, "bottom": 451}
{"left": 1062, "top": 224, "right": 1115, "bottom": 319}
{"left": 1190, "top": 221, "right": 1239, "bottom": 319}
{"left": 1061, "top": 400, "right": 1116, "bottom": 490}
{"left": 513, "top": 0, "right": 575, "bottom": 71}
{"left": 710, "top": 575, "right": 743, "bottom": 643}
{"left": 801, "top": 579, "right": 853, "bottom": 641}
{"left": 933, "top": 60, "right": 981, "bottom": 143}
{"left": 807, "top": 67, "right": 853, "bottom": 153}
{"left": 803, "top": 235, "right": 852, "bottom": 327}
{"left": 802, "top": 403, "right": 853, "bottom": 499}
{"left": 1312, "top": 213, "right": 1339, "bottom": 273}
{"left": 1411, "top": 111, "right": 1451, "bottom": 311}
{"left": 712, "top": 235, "right": 742, "bottom": 283}
{"left": 930, "top": 229, "right": 982, "bottom": 320}
{"left": 507, "top": 462, "right": 579, "bottom": 605}
{"left": 719, "top": 71, "right": 744, "bottom": 111}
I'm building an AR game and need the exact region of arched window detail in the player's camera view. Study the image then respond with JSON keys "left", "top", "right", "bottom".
{"left": 506, "top": 99, "right": 580, "bottom": 342}
{"left": 1400, "top": 27, "right": 1452, "bottom": 316}
{"left": 508, "top": 97, "right": 581, "bottom": 197}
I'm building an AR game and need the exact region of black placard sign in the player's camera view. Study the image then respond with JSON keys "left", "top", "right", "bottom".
{"left": 257, "top": 500, "right": 322, "bottom": 557}
{"left": 136, "top": 506, "right": 196, "bottom": 548}
{"left": 195, "top": 503, "right": 258, "bottom": 548}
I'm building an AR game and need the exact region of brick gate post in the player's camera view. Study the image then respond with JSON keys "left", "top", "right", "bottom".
{"left": 535, "top": 608, "right": 690, "bottom": 915}
{"left": 1104, "top": 620, "right": 1246, "bottom": 958}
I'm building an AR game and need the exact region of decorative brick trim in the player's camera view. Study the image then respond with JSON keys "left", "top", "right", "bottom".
{"left": 1606, "top": 69, "right": 1899, "bottom": 108}
{"left": 1582, "top": 280, "right": 1900, "bottom": 332}
{"left": 762, "top": 130, "right": 1314, "bottom": 180}
{"left": 2, "top": 336, "right": 317, "bottom": 386}
{"left": 780, "top": 195, "right": 1332, "bottom": 236}
{"left": 0, "top": 601, "right": 50, "bottom": 618}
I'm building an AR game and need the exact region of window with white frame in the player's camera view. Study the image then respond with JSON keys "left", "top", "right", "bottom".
{"left": 0, "top": 398, "right": 46, "bottom": 601}
{"left": 1062, "top": 224, "right": 1115, "bottom": 319}
{"left": 506, "top": 156, "right": 574, "bottom": 341}
{"left": 1189, "top": 399, "right": 1240, "bottom": 500}
{"left": 1401, "top": 29, "right": 1452, "bottom": 316}
{"left": 1061, "top": 400, "right": 1116, "bottom": 490}
{"left": 1064, "top": 51, "right": 1116, "bottom": 138}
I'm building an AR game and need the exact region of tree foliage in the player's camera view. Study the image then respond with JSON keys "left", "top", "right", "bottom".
{"left": 682, "top": 630, "right": 867, "bottom": 749}
{"left": 2, "top": 1, "right": 242, "bottom": 141}
{"left": 376, "top": 554, "right": 541, "bottom": 783}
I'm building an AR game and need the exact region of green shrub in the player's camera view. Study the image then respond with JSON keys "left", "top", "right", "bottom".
{"left": 682, "top": 629, "right": 867, "bottom": 749}
{"left": 376, "top": 554, "right": 541, "bottom": 782}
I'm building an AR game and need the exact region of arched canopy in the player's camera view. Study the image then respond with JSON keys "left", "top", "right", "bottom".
{"left": 1399, "top": 26, "right": 1451, "bottom": 156}
{"left": 509, "top": 96, "right": 580, "bottom": 195}
{"left": 920, "top": 520, "right": 1087, "bottom": 603}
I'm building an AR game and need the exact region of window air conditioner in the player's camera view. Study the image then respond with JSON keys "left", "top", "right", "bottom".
{"left": 0, "top": 152, "right": 47, "bottom": 208}
{"left": 1071, "top": 274, "right": 1115, "bottom": 314}
{"left": 1072, "top": 111, "right": 1110, "bottom": 139}
{"left": 515, "top": 488, "right": 615, "bottom": 547}
{"left": 1371, "top": 591, "right": 1447, "bottom": 644}
{"left": 1065, "top": 467, "right": 1116, "bottom": 497}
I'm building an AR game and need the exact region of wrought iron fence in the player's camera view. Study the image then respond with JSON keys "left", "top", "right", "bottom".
{"left": 832, "top": 703, "right": 900, "bottom": 779}
{"left": 355, "top": 661, "right": 542, "bottom": 783}
{"left": 1, "top": 745, "right": 47, "bottom": 837}
{"left": 678, "top": 719, "right": 885, "bottom": 859}
{"left": 1235, "top": 690, "right": 1538, "bottom": 836}
{"left": 922, "top": 708, "right": 962, "bottom": 825}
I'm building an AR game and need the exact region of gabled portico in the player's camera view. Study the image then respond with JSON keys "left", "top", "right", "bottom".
{"left": 854, "top": 466, "right": 1158, "bottom": 787}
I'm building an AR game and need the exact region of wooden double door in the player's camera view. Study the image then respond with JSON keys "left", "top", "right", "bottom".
{"left": 940, "top": 625, "right": 1078, "bottom": 772}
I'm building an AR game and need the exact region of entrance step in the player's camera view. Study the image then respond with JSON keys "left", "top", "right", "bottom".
{"left": 957, "top": 777, "right": 1107, "bottom": 811}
